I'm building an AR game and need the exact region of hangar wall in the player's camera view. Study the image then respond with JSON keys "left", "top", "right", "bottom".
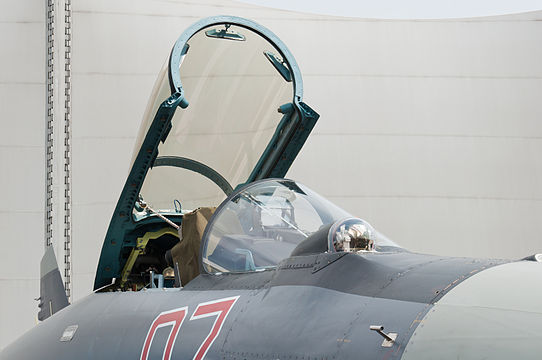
{"left": 1, "top": 0, "right": 541, "bottom": 349}
{"left": 0, "top": 0, "right": 46, "bottom": 350}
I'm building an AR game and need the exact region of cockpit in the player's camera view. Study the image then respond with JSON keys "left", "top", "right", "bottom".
{"left": 101, "top": 177, "right": 401, "bottom": 292}
{"left": 93, "top": 16, "right": 400, "bottom": 292}
{"left": 201, "top": 179, "right": 400, "bottom": 274}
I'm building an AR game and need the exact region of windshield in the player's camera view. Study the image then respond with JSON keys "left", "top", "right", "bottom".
{"left": 201, "top": 179, "right": 400, "bottom": 274}
{"left": 134, "top": 24, "right": 293, "bottom": 212}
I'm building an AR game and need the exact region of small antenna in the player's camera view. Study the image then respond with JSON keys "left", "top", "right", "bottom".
{"left": 370, "top": 325, "right": 397, "bottom": 347}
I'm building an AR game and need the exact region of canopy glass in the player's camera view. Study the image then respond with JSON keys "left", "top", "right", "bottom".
{"left": 134, "top": 24, "right": 293, "bottom": 212}
{"left": 202, "top": 179, "right": 400, "bottom": 274}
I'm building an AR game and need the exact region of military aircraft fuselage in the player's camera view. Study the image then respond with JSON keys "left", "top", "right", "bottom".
{"left": 5, "top": 250, "right": 542, "bottom": 359}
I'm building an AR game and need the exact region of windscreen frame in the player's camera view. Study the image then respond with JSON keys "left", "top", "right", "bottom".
{"left": 199, "top": 178, "right": 352, "bottom": 275}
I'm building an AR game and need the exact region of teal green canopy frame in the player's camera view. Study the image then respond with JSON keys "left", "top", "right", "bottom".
{"left": 94, "top": 16, "right": 319, "bottom": 290}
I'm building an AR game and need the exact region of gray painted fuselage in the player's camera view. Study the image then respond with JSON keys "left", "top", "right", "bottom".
{"left": 4, "top": 251, "right": 540, "bottom": 359}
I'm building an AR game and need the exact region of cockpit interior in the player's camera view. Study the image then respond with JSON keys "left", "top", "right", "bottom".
{"left": 107, "top": 178, "right": 401, "bottom": 292}
{"left": 94, "top": 18, "right": 400, "bottom": 293}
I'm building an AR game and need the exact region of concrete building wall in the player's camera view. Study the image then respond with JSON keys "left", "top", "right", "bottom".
{"left": 1, "top": 0, "right": 541, "bottom": 350}
{"left": 288, "top": 12, "right": 542, "bottom": 259}
{"left": 0, "top": 0, "right": 45, "bottom": 350}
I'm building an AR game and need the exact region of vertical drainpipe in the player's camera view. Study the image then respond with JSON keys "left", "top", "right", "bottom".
{"left": 45, "top": 0, "right": 54, "bottom": 250}
{"left": 45, "top": 0, "right": 72, "bottom": 302}
{"left": 63, "top": 0, "right": 73, "bottom": 302}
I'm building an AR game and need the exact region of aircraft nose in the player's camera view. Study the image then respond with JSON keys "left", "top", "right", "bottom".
{"left": 402, "top": 261, "right": 542, "bottom": 359}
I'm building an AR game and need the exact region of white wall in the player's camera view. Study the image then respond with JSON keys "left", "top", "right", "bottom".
{"left": 287, "top": 12, "right": 542, "bottom": 259}
{"left": 1, "top": 0, "right": 541, "bottom": 350}
{"left": 0, "top": 0, "right": 45, "bottom": 350}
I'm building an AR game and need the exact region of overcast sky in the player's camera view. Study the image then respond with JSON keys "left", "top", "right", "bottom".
{"left": 238, "top": 0, "right": 542, "bottom": 19}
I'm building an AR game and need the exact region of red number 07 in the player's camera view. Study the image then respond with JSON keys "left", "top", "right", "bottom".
{"left": 140, "top": 296, "right": 240, "bottom": 360}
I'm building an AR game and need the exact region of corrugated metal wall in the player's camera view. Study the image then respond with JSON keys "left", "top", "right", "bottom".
{"left": 1, "top": 0, "right": 541, "bottom": 349}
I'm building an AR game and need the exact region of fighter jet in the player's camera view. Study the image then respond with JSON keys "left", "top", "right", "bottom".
{"left": 2, "top": 15, "right": 542, "bottom": 360}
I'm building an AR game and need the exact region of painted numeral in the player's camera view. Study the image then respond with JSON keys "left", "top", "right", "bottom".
{"left": 190, "top": 296, "right": 240, "bottom": 360}
{"left": 140, "top": 307, "right": 188, "bottom": 360}
{"left": 140, "top": 296, "right": 240, "bottom": 360}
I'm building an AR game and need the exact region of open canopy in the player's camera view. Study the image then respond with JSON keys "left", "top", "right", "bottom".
{"left": 94, "top": 16, "right": 319, "bottom": 290}
{"left": 137, "top": 23, "right": 297, "bottom": 211}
